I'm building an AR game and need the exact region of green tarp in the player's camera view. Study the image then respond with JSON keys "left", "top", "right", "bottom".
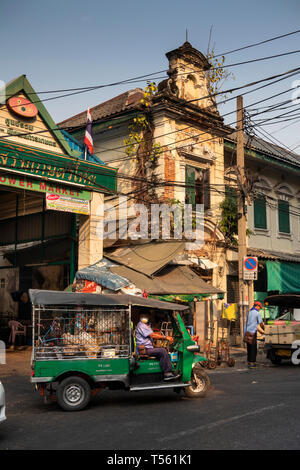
{"left": 266, "top": 261, "right": 300, "bottom": 293}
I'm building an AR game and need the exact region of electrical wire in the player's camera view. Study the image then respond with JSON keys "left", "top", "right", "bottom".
{"left": 2, "top": 91, "right": 299, "bottom": 201}
{"left": 96, "top": 83, "right": 300, "bottom": 165}
{"left": 254, "top": 125, "right": 298, "bottom": 154}
{"left": 94, "top": 70, "right": 300, "bottom": 161}
{"left": 251, "top": 115, "right": 300, "bottom": 127}
{"left": 2, "top": 76, "right": 300, "bottom": 203}
{"left": 2, "top": 66, "right": 299, "bottom": 164}
{"left": 4, "top": 49, "right": 300, "bottom": 112}
{"left": 11, "top": 28, "right": 300, "bottom": 98}
{"left": 214, "top": 29, "right": 300, "bottom": 57}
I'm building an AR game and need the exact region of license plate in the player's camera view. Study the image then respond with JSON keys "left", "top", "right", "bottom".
{"left": 277, "top": 349, "right": 291, "bottom": 357}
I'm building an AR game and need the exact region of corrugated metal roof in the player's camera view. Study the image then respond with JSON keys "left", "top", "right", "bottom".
{"left": 226, "top": 132, "right": 300, "bottom": 169}
{"left": 58, "top": 89, "right": 144, "bottom": 130}
{"left": 105, "top": 241, "right": 185, "bottom": 277}
{"left": 248, "top": 248, "right": 300, "bottom": 263}
{"left": 111, "top": 264, "right": 223, "bottom": 295}
{"left": 60, "top": 129, "right": 105, "bottom": 164}
{"left": 4, "top": 236, "right": 71, "bottom": 265}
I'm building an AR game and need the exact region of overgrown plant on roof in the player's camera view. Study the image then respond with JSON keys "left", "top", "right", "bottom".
{"left": 206, "top": 48, "right": 235, "bottom": 98}
{"left": 123, "top": 82, "right": 163, "bottom": 203}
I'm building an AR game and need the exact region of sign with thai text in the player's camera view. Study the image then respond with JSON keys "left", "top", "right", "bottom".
{"left": 243, "top": 256, "right": 258, "bottom": 280}
{"left": 0, "top": 172, "right": 91, "bottom": 200}
{"left": 46, "top": 193, "right": 90, "bottom": 215}
{"left": 0, "top": 139, "right": 117, "bottom": 193}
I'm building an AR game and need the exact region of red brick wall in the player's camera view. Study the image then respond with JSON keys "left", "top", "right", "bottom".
{"left": 164, "top": 151, "right": 175, "bottom": 200}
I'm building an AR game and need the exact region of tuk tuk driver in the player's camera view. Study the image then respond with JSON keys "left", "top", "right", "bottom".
{"left": 135, "top": 313, "right": 180, "bottom": 381}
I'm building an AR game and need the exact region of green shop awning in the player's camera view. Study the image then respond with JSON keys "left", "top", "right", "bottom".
{"left": 266, "top": 261, "right": 300, "bottom": 294}
{"left": 0, "top": 139, "right": 117, "bottom": 194}
{"left": 150, "top": 293, "right": 224, "bottom": 303}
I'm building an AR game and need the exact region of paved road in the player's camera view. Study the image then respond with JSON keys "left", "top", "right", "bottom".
{"left": 0, "top": 362, "right": 300, "bottom": 450}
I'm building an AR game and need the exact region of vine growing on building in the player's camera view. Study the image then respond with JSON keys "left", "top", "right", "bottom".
{"left": 206, "top": 48, "right": 235, "bottom": 98}
{"left": 123, "top": 82, "right": 163, "bottom": 203}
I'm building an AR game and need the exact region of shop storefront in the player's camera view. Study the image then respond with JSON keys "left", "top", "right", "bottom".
{"left": 0, "top": 75, "right": 116, "bottom": 332}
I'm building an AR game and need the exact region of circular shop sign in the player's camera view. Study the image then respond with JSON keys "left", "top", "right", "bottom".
{"left": 7, "top": 96, "right": 38, "bottom": 118}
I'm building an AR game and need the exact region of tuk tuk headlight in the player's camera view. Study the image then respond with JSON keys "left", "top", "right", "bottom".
{"left": 186, "top": 345, "right": 200, "bottom": 352}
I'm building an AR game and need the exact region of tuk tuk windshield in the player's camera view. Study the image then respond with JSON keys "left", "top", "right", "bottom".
{"left": 264, "top": 295, "right": 300, "bottom": 322}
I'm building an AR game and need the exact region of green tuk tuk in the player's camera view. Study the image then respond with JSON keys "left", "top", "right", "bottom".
{"left": 29, "top": 289, "right": 210, "bottom": 411}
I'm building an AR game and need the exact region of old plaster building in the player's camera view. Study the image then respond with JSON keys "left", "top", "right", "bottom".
{"left": 59, "top": 42, "right": 300, "bottom": 343}
{"left": 59, "top": 42, "right": 232, "bottom": 297}
{"left": 224, "top": 134, "right": 300, "bottom": 304}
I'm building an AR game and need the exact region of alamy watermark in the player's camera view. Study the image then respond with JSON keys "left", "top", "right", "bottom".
{"left": 96, "top": 198, "right": 205, "bottom": 249}
{"left": 291, "top": 340, "right": 300, "bottom": 365}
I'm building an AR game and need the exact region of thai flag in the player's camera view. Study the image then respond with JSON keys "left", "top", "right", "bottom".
{"left": 84, "top": 108, "right": 93, "bottom": 155}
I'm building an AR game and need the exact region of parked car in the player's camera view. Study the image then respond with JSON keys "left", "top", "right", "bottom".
{"left": 0, "top": 380, "right": 6, "bottom": 422}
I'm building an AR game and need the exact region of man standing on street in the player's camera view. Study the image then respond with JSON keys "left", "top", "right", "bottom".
{"left": 244, "top": 301, "right": 265, "bottom": 369}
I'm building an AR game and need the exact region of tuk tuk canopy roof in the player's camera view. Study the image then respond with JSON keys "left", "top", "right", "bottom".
{"left": 29, "top": 289, "right": 189, "bottom": 311}
{"left": 265, "top": 294, "right": 300, "bottom": 308}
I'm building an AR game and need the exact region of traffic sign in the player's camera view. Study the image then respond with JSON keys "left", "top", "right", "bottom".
{"left": 243, "top": 256, "right": 258, "bottom": 280}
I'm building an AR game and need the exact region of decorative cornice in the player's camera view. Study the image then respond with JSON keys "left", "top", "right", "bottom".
{"left": 179, "top": 150, "right": 216, "bottom": 166}
{"left": 166, "top": 42, "right": 211, "bottom": 71}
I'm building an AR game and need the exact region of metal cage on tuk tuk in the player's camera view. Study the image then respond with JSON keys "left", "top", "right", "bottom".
{"left": 33, "top": 304, "right": 131, "bottom": 361}
{"left": 29, "top": 289, "right": 189, "bottom": 363}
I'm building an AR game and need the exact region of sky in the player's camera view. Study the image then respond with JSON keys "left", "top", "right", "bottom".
{"left": 1, "top": 0, "right": 300, "bottom": 152}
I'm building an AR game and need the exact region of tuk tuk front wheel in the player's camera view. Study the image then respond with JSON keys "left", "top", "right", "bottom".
{"left": 57, "top": 376, "right": 91, "bottom": 411}
{"left": 267, "top": 350, "right": 282, "bottom": 365}
{"left": 184, "top": 365, "right": 211, "bottom": 398}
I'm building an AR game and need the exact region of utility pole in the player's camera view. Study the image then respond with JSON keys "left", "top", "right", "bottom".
{"left": 236, "top": 96, "right": 248, "bottom": 344}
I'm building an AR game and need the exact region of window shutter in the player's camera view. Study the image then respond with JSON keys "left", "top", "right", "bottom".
{"left": 203, "top": 168, "right": 210, "bottom": 210}
{"left": 185, "top": 166, "right": 195, "bottom": 208}
{"left": 254, "top": 196, "right": 267, "bottom": 229}
{"left": 278, "top": 200, "right": 290, "bottom": 233}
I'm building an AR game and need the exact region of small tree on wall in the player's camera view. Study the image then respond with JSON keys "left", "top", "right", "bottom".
{"left": 219, "top": 187, "right": 252, "bottom": 245}
{"left": 219, "top": 187, "right": 238, "bottom": 245}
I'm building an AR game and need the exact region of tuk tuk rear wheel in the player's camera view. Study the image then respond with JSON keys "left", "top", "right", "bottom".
{"left": 184, "top": 365, "right": 211, "bottom": 398}
{"left": 57, "top": 376, "right": 91, "bottom": 411}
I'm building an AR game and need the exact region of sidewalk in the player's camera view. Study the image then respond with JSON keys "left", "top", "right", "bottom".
{"left": 1, "top": 347, "right": 32, "bottom": 377}
{"left": 205, "top": 345, "right": 269, "bottom": 369}
{"left": 230, "top": 345, "right": 268, "bottom": 361}
{"left": 0, "top": 345, "right": 269, "bottom": 379}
